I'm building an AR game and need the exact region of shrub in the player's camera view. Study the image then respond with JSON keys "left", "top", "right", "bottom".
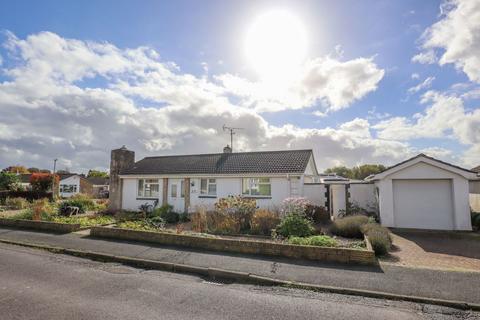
{"left": 304, "top": 205, "right": 329, "bottom": 224}
{"left": 11, "top": 198, "right": 55, "bottom": 221}
{"left": 288, "top": 235, "right": 337, "bottom": 247}
{"left": 280, "top": 197, "right": 311, "bottom": 218}
{"left": 114, "top": 210, "right": 142, "bottom": 222}
{"left": 179, "top": 212, "right": 190, "bottom": 223}
{"left": 0, "top": 172, "right": 20, "bottom": 191}
{"left": 191, "top": 207, "right": 207, "bottom": 233}
{"left": 330, "top": 215, "right": 370, "bottom": 238}
{"left": 117, "top": 220, "right": 163, "bottom": 232}
{"left": 206, "top": 210, "right": 240, "bottom": 234}
{"left": 152, "top": 204, "right": 179, "bottom": 223}
{"left": 59, "top": 195, "right": 96, "bottom": 214}
{"left": 215, "top": 196, "right": 256, "bottom": 231}
{"left": 52, "top": 215, "right": 115, "bottom": 227}
{"left": 5, "top": 197, "right": 29, "bottom": 210}
{"left": 30, "top": 173, "right": 59, "bottom": 192}
{"left": 362, "top": 223, "right": 392, "bottom": 255}
{"left": 276, "top": 213, "right": 314, "bottom": 238}
{"left": 472, "top": 212, "right": 480, "bottom": 230}
{"left": 251, "top": 209, "right": 281, "bottom": 235}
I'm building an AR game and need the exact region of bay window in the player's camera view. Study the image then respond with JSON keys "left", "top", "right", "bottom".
{"left": 137, "top": 179, "right": 159, "bottom": 198}
{"left": 242, "top": 178, "right": 271, "bottom": 196}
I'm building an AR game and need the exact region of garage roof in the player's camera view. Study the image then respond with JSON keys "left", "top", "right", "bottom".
{"left": 366, "top": 154, "right": 478, "bottom": 181}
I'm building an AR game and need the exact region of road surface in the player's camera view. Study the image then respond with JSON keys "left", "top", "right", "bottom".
{"left": 0, "top": 243, "right": 477, "bottom": 320}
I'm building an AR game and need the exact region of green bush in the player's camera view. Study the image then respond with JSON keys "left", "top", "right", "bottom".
{"left": 331, "top": 215, "right": 369, "bottom": 238}
{"left": 472, "top": 212, "right": 480, "bottom": 229}
{"left": 276, "top": 213, "right": 314, "bottom": 238}
{"left": 60, "top": 194, "right": 96, "bottom": 214}
{"left": 361, "top": 223, "right": 392, "bottom": 255}
{"left": 52, "top": 215, "right": 115, "bottom": 227}
{"left": 179, "top": 212, "right": 190, "bottom": 223}
{"left": 5, "top": 197, "right": 29, "bottom": 210}
{"left": 288, "top": 235, "right": 337, "bottom": 247}
{"left": 152, "top": 204, "right": 179, "bottom": 223}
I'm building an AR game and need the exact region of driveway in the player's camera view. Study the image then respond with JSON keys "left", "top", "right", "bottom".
{"left": 380, "top": 230, "right": 480, "bottom": 272}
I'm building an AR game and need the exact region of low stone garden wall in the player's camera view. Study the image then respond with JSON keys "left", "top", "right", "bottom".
{"left": 0, "top": 218, "right": 81, "bottom": 233}
{"left": 90, "top": 226, "right": 376, "bottom": 265}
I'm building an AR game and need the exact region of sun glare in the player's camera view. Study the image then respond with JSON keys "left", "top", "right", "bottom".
{"left": 245, "top": 10, "right": 307, "bottom": 82}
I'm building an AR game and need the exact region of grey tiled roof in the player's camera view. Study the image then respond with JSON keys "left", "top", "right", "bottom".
{"left": 472, "top": 165, "right": 480, "bottom": 173}
{"left": 121, "top": 150, "right": 313, "bottom": 175}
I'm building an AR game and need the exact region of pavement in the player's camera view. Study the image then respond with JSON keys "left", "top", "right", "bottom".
{"left": 0, "top": 226, "right": 479, "bottom": 305}
{"left": 1, "top": 243, "right": 477, "bottom": 320}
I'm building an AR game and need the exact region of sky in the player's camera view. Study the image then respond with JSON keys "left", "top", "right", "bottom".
{"left": 0, "top": 0, "right": 479, "bottom": 173}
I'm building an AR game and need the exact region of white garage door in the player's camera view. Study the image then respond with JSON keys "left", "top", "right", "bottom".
{"left": 393, "top": 179, "right": 454, "bottom": 230}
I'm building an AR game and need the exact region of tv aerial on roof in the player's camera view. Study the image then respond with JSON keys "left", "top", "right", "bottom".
{"left": 222, "top": 124, "right": 244, "bottom": 152}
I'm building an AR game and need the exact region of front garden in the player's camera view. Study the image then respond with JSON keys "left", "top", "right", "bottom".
{"left": 0, "top": 194, "right": 114, "bottom": 228}
{"left": 108, "top": 196, "right": 390, "bottom": 255}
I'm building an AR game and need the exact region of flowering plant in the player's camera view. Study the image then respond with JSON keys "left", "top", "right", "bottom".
{"left": 280, "top": 197, "right": 312, "bottom": 218}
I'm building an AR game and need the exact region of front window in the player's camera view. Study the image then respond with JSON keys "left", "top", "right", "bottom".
{"left": 200, "top": 178, "right": 216, "bottom": 196}
{"left": 242, "top": 178, "right": 271, "bottom": 196}
{"left": 60, "top": 184, "right": 77, "bottom": 193}
{"left": 137, "top": 179, "right": 159, "bottom": 198}
{"left": 171, "top": 184, "right": 177, "bottom": 198}
{"left": 180, "top": 180, "right": 185, "bottom": 198}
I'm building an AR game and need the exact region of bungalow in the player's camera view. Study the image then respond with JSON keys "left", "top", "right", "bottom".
{"left": 58, "top": 174, "right": 93, "bottom": 198}
{"left": 109, "top": 146, "right": 318, "bottom": 213}
{"left": 87, "top": 177, "right": 110, "bottom": 198}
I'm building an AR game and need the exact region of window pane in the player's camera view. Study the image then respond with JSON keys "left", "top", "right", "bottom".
{"left": 258, "top": 184, "right": 271, "bottom": 196}
{"left": 171, "top": 184, "right": 177, "bottom": 197}
{"left": 181, "top": 180, "right": 185, "bottom": 198}
{"left": 200, "top": 179, "right": 207, "bottom": 194}
{"left": 150, "top": 184, "right": 159, "bottom": 197}
{"left": 259, "top": 178, "right": 270, "bottom": 183}
{"left": 208, "top": 183, "right": 216, "bottom": 195}
{"left": 138, "top": 179, "right": 144, "bottom": 197}
{"left": 209, "top": 178, "right": 216, "bottom": 183}
{"left": 146, "top": 179, "right": 157, "bottom": 183}
{"left": 242, "top": 178, "right": 250, "bottom": 195}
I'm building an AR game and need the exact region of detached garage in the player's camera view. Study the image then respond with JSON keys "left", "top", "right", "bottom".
{"left": 367, "top": 154, "right": 478, "bottom": 231}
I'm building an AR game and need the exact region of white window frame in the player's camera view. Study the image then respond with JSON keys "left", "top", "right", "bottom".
{"left": 200, "top": 178, "right": 216, "bottom": 196}
{"left": 137, "top": 179, "right": 160, "bottom": 198}
{"left": 60, "top": 184, "right": 77, "bottom": 193}
{"left": 242, "top": 178, "right": 271, "bottom": 197}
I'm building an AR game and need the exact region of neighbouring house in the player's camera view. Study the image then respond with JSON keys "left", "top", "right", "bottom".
{"left": 58, "top": 174, "right": 93, "bottom": 198}
{"left": 109, "top": 146, "right": 318, "bottom": 213}
{"left": 18, "top": 173, "right": 32, "bottom": 189}
{"left": 87, "top": 177, "right": 110, "bottom": 198}
{"left": 367, "top": 154, "right": 478, "bottom": 231}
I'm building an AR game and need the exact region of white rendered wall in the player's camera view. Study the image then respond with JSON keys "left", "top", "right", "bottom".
{"left": 121, "top": 178, "right": 163, "bottom": 211}
{"left": 303, "top": 184, "right": 327, "bottom": 207}
{"left": 349, "top": 183, "right": 377, "bottom": 213}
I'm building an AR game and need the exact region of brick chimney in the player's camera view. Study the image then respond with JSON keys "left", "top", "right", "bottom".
{"left": 223, "top": 145, "right": 232, "bottom": 153}
{"left": 108, "top": 146, "right": 135, "bottom": 212}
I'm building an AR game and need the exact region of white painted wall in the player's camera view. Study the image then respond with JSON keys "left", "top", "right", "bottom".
{"left": 59, "top": 176, "right": 81, "bottom": 198}
{"left": 122, "top": 176, "right": 298, "bottom": 212}
{"left": 303, "top": 184, "right": 327, "bottom": 207}
{"left": 375, "top": 161, "right": 472, "bottom": 230}
{"left": 121, "top": 178, "right": 163, "bottom": 211}
{"left": 330, "top": 184, "right": 346, "bottom": 219}
{"left": 349, "top": 183, "right": 377, "bottom": 213}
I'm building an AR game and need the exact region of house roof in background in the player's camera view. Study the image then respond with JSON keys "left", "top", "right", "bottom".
{"left": 472, "top": 165, "right": 480, "bottom": 173}
{"left": 121, "top": 150, "right": 314, "bottom": 175}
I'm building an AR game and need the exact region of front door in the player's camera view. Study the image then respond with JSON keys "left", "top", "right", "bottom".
{"left": 168, "top": 179, "right": 185, "bottom": 212}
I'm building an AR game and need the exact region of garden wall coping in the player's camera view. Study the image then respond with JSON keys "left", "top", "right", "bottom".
{"left": 0, "top": 218, "right": 81, "bottom": 233}
{"left": 90, "top": 226, "right": 376, "bottom": 265}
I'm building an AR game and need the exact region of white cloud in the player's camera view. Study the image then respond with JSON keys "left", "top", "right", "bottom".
{"left": 411, "top": 73, "right": 420, "bottom": 80}
{"left": 414, "top": 0, "right": 480, "bottom": 82}
{"left": 373, "top": 90, "right": 480, "bottom": 166}
{"left": 407, "top": 76, "right": 435, "bottom": 94}
{"left": 217, "top": 56, "right": 384, "bottom": 113}
{"left": 0, "top": 31, "right": 416, "bottom": 173}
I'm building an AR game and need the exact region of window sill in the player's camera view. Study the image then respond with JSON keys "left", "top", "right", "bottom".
{"left": 198, "top": 195, "right": 217, "bottom": 198}
{"left": 242, "top": 196, "right": 272, "bottom": 199}
{"left": 136, "top": 197, "right": 159, "bottom": 200}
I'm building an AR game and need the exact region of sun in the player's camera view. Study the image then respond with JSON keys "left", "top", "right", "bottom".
{"left": 245, "top": 10, "right": 307, "bottom": 81}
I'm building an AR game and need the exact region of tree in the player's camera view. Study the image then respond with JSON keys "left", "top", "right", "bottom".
{"left": 30, "top": 173, "right": 59, "bottom": 192}
{"left": 39, "top": 169, "right": 51, "bottom": 173}
{"left": 56, "top": 169, "right": 70, "bottom": 174}
{"left": 324, "top": 166, "right": 353, "bottom": 178}
{"left": 351, "top": 164, "right": 386, "bottom": 180}
{"left": 0, "top": 172, "right": 20, "bottom": 191}
{"left": 323, "top": 164, "right": 386, "bottom": 180}
{"left": 3, "top": 165, "right": 30, "bottom": 174}
{"left": 28, "top": 167, "right": 40, "bottom": 173}
{"left": 87, "top": 170, "right": 109, "bottom": 178}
